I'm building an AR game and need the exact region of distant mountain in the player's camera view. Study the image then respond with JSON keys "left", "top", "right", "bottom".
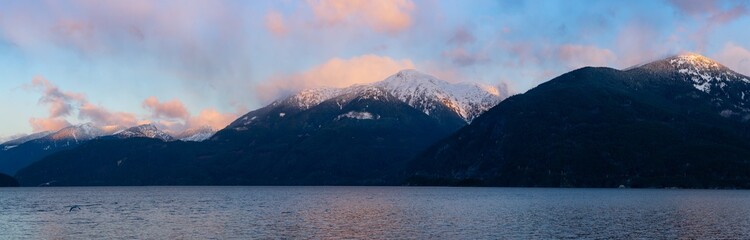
{"left": 407, "top": 53, "right": 750, "bottom": 188}
{"left": 175, "top": 126, "right": 215, "bottom": 142}
{"left": 0, "top": 123, "right": 107, "bottom": 175}
{"left": 112, "top": 124, "right": 174, "bottom": 141}
{"left": 16, "top": 70, "right": 504, "bottom": 186}
{"left": 1, "top": 131, "right": 52, "bottom": 149}
{"left": 15, "top": 138, "right": 208, "bottom": 186}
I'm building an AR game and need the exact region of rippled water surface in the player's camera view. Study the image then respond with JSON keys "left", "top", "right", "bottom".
{"left": 1, "top": 187, "right": 749, "bottom": 239}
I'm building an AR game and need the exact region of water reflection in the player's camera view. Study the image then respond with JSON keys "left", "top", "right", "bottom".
{"left": 0, "top": 187, "right": 749, "bottom": 239}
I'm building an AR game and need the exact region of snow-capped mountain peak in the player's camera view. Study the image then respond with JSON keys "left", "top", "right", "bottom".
{"left": 280, "top": 87, "right": 342, "bottom": 110}
{"left": 231, "top": 69, "right": 505, "bottom": 128}
{"left": 673, "top": 53, "right": 750, "bottom": 91}
{"left": 375, "top": 69, "right": 503, "bottom": 122}
{"left": 115, "top": 124, "right": 174, "bottom": 141}
{"left": 669, "top": 53, "right": 722, "bottom": 69}
{"left": 640, "top": 53, "right": 750, "bottom": 93}
{"left": 176, "top": 126, "right": 216, "bottom": 142}
{"left": 47, "top": 123, "right": 105, "bottom": 142}
{"left": 635, "top": 53, "right": 750, "bottom": 120}
{"left": 275, "top": 69, "right": 502, "bottom": 122}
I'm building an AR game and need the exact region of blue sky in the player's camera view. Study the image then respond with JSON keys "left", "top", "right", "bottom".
{"left": 1, "top": 0, "right": 749, "bottom": 139}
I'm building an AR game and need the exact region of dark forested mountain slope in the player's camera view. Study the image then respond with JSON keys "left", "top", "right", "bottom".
{"left": 0, "top": 172, "right": 19, "bottom": 187}
{"left": 407, "top": 54, "right": 750, "bottom": 188}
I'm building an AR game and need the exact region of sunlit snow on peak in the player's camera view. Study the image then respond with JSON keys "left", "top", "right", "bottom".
{"left": 665, "top": 53, "right": 746, "bottom": 94}
{"left": 376, "top": 69, "right": 503, "bottom": 122}
{"left": 270, "top": 70, "right": 503, "bottom": 123}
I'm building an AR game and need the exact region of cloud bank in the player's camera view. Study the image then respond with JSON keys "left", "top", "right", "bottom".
{"left": 27, "top": 77, "right": 237, "bottom": 134}
{"left": 306, "top": 0, "right": 415, "bottom": 34}
{"left": 27, "top": 76, "right": 137, "bottom": 132}
{"left": 257, "top": 54, "right": 415, "bottom": 102}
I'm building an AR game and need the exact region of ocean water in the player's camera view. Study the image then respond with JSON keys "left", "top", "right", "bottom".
{"left": 1, "top": 187, "right": 749, "bottom": 239}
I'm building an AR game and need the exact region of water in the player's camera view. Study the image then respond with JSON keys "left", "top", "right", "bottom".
{"left": 1, "top": 187, "right": 749, "bottom": 239}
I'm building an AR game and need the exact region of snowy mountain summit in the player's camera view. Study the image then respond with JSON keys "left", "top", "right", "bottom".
{"left": 375, "top": 70, "right": 503, "bottom": 122}
{"left": 46, "top": 123, "right": 105, "bottom": 142}
{"left": 269, "top": 70, "right": 503, "bottom": 123}
{"left": 637, "top": 53, "right": 750, "bottom": 120}
{"left": 640, "top": 53, "right": 750, "bottom": 93}
{"left": 114, "top": 124, "right": 174, "bottom": 141}
{"left": 176, "top": 126, "right": 216, "bottom": 142}
{"left": 667, "top": 53, "right": 750, "bottom": 93}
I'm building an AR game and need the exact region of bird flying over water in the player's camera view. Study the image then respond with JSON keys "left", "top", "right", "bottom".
{"left": 69, "top": 205, "right": 81, "bottom": 212}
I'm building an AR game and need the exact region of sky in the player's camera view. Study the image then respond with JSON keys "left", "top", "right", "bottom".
{"left": 1, "top": 0, "right": 750, "bottom": 140}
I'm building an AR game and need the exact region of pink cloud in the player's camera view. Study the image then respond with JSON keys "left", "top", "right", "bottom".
{"left": 25, "top": 76, "right": 78, "bottom": 131}
{"left": 186, "top": 109, "right": 238, "bottom": 131}
{"left": 714, "top": 42, "right": 750, "bottom": 76}
{"left": 28, "top": 118, "right": 71, "bottom": 132}
{"left": 556, "top": 44, "right": 616, "bottom": 69}
{"left": 138, "top": 97, "right": 239, "bottom": 133}
{"left": 265, "top": 10, "right": 288, "bottom": 37}
{"left": 28, "top": 76, "right": 85, "bottom": 118}
{"left": 256, "top": 54, "right": 415, "bottom": 102}
{"left": 78, "top": 102, "right": 138, "bottom": 128}
{"left": 142, "top": 96, "right": 190, "bottom": 120}
{"left": 24, "top": 76, "right": 240, "bottom": 134}
{"left": 0, "top": 1, "right": 251, "bottom": 92}
{"left": 666, "top": 0, "right": 748, "bottom": 52}
{"left": 306, "top": 0, "right": 415, "bottom": 34}
{"left": 27, "top": 76, "right": 138, "bottom": 131}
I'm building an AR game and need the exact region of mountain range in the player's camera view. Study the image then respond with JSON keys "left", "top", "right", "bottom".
{"left": 7, "top": 54, "right": 750, "bottom": 188}
{"left": 407, "top": 53, "right": 750, "bottom": 188}
{"left": 0, "top": 123, "right": 216, "bottom": 175}
{"left": 110, "top": 124, "right": 176, "bottom": 142}
{"left": 13, "top": 70, "right": 504, "bottom": 186}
